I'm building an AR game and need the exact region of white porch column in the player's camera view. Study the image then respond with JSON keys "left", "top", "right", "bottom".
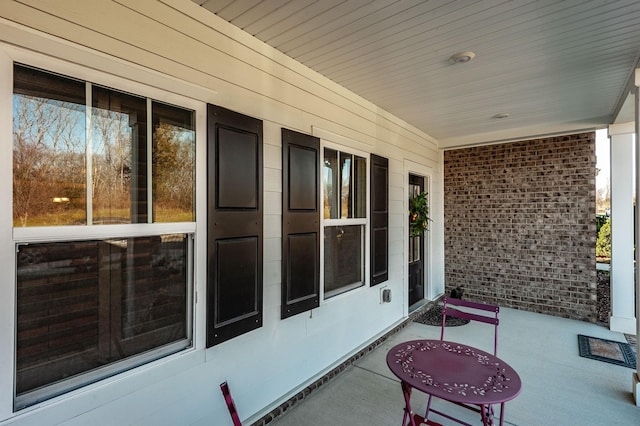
{"left": 608, "top": 122, "right": 636, "bottom": 334}
{"left": 633, "top": 76, "right": 640, "bottom": 407}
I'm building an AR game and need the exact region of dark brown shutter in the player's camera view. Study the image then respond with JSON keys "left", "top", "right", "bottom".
{"left": 370, "top": 154, "right": 389, "bottom": 285}
{"left": 281, "top": 129, "right": 320, "bottom": 319}
{"left": 207, "top": 105, "right": 263, "bottom": 347}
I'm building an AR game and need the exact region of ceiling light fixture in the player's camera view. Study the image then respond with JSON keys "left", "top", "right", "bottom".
{"left": 493, "top": 113, "right": 510, "bottom": 119}
{"left": 449, "top": 51, "right": 476, "bottom": 64}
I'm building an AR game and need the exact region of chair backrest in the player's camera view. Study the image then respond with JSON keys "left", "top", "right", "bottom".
{"left": 220, "top": 381, "right": 243, "bottom": 426}
{"left": 440, "top": 296, "right": 500, "bottom": 355}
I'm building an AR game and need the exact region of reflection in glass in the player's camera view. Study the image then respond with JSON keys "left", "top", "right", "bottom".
{"left": 412, "top": 236, "right": 421, "bottom": 261}
{"left": 408, "top": 183, "right": 422, "bottom": 262}
{"left": 323, "top": 148, "right": 339, "bottom": 219}
{"left": 323, "top": 148, "right": 366, "bottom": 220}
{"left": 340, "top": 152, "right": 352, "bottom": 218}
{"left": 15, "top": 234, "right": 190, "bottom": 406}
{"left": 354, "top": 155, "right": 366, "bottom": 218}
{"left": 324, "top": 225, "right": 364, "bottom": 295}
{"left": 91, "top": 86, "right": 147, "bottom": 224}
{"left": 13, "top": 65, "right": 197, "bottom": 226}
{"left": 13, "top": 65, "right": 87, "bottom": 226}
{"left": 152, "top": 102, "right": 195, "bottom": 222}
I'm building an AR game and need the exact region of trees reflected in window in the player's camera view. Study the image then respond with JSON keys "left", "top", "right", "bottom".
{"left": 323, "top": 148, "right": 366, "bottom": 220}
{"left": 13, "top": 66, "right": 87, "bottom": 226}
{"left": 12, "top": 64, "right": 195, "bottom": 226}
{"left": 12, "top": 64, "right": 196, "bottom": 409}
{"left": 153, "top": 103, "right": 195, "bottom": 222}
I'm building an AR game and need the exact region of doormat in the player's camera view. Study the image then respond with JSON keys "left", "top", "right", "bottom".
{"left": 625, "top": 333, "right": 637, "bottom": 349}
{"left": 413, "top": 305, "right": 470, "bottom": 327}
{"left": 577, "top": 334, "right": 636, "bottom": 369}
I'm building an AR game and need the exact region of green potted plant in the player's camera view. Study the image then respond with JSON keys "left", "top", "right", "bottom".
{"left": 409, "top": 191, "right": 432, "bottom": 237}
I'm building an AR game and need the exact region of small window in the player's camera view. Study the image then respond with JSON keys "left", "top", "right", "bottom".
{"left": 323, "top": 149, "right": 366, "bottom": 219}
{"left": 322, "top": 147, "right": 367, "bottom": 298}
{"left": 324, "top": 225, "right": 364, "bottom": 294}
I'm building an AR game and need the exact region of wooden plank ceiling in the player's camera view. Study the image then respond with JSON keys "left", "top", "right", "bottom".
{"left": 192, "top": 0, "right": 640, "bottom": 148}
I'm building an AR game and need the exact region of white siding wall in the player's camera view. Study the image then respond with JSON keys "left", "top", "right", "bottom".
{"left": 0, "top": 1, "right": 444, "bottom": 424}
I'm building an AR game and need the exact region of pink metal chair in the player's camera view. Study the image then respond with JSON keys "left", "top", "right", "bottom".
{"left": 220, "top": 381, "right": 242, "bottom": 426}
{"left": 422, "top": 296, "right": 500, "bottom": 426}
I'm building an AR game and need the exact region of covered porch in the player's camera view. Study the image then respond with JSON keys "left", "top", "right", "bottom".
{"left": 197, "top": 0, "right": 640, "bottom": 413}
{"left": 1, "top": 1, "right": 640, "bottom": 424}
{"left": 262, "top": 304, "right": 639, "bottom": 425}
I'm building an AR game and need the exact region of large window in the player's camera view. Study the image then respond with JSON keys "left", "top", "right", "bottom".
{"left": 15, "top": 235, "right": 191, "bottom": 408}
{"left": 12, "top": 64, "right": 195, "bottom": 409}
{"left": 322, "top": 147, "right": 367, "bottom": 297}
{"left": 13, "top": 64, "right": 195, "bottom": 226}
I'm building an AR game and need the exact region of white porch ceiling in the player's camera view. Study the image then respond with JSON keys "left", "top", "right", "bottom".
{"left": 192, "top": 0, "right": 640, "bottom": 148}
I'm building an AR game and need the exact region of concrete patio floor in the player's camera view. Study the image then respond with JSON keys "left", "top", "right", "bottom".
{"left": 267, "top": 306, "right": 640, "bottom": 426}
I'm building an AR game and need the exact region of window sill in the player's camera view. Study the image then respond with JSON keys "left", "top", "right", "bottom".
{"left": 324, "top": 281, "right": 365, "bottom": 300}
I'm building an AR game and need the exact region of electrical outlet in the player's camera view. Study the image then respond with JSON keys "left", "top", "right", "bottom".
{"left": 380, "top": 286, "right": 391, "bottom": 303}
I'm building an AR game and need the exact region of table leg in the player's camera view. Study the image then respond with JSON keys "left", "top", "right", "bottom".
{"left": 400, "top": 381, "right": 417, "bottom": 426}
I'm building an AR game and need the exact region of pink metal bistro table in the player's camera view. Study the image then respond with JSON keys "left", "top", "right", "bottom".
{"left": 386, "top": 339, "right": 521, "bottom": 426}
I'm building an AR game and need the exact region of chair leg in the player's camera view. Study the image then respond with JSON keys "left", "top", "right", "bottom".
{"left": 220, "top": 382, "right": 242, "bottom": 426}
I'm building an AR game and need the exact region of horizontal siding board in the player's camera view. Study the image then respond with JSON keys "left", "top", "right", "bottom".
{"left": 148, "top": 0, "right": 439, "bottom": 149}
{"left": 190, "top": 0, "right": 640, "bottom": 146}
{"left": 0, "top": 0, "right": 445, "bottom": 423}
{"left": 2, "top": 0, "right": 436, "bottom": 153}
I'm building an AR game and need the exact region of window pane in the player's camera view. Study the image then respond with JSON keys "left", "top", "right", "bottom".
{"left": 13, "top": 65, "right": 87, "bottom": 227}
{"left": 340, "top": 153, "right": 352, "bottom": 218}
{"left": 412, "top": 236, "right": 421, "bottom": 261}
{"left": 152, "top": 102, "right": 195, "bottom": 222}
{"left": 324, "top": 149, "right": 367, "bottom": 220}
{"left": 354, "top": 155, "right": 367, "bottom": 218}
{"left": 324, "top": 225, "right": 363, "bottom": 295}
{"left": 323, "top": 148, "right": 339, "bottom": 219}
{"left": 92, "top": 86, "right": 147, "bottom": 224}
{"left": 409, "top": 236, "right": 415, "bottom": 263}
{"left": 16, "top": 234, "right": 190, "bottom": 406}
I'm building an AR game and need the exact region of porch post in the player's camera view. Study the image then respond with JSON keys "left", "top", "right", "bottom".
{"left": 608, "top": 122, "right": 636, "bottom": 334}
{"left": 633, "top": 75, "right": 640, "bottom": 407}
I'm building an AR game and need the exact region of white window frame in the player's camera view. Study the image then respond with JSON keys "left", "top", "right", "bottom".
{"left": 4, "top": 47, "right": 207, "bottom": 411}
{"left": 320, "top": 141, "right": 370, "bottom": 300}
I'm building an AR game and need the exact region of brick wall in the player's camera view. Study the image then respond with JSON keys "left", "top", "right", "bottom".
{"left": 444, "top": 133, "right": 597, "bottom": 322}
